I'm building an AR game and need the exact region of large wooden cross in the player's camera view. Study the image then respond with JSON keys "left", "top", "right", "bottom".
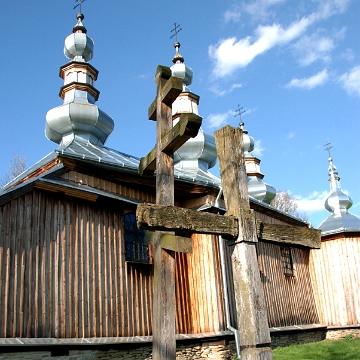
{"left": 138, "top": 65, "right": 275, "bottom": 359}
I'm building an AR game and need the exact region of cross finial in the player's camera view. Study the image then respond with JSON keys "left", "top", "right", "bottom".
{"left": 324, "top": 141, "right": 332, "bottom": 158}
{"left": 74, "top": 0, "right": 86, "bottom": 12}
{"left": 235, "top": 104, "right": 246, "bottom": 127}
{"left": 170, "top": 22, "right": 182, "bottom": 41}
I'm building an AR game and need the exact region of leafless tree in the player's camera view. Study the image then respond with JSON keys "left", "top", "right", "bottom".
{"left": 271, "top": 190, "right": 309, "bottom": 222}
{"left": 0, "top": 153, "right": 27, "bottom": 188}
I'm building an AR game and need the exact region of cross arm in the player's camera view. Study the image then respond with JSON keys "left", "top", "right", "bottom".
{"left": 138, "top": 113, "right": 202, "bottom": 176}
{"left": 148, "top": 66, "right": 183, "bottom": 121}
{"left": 256, "top": 220, "right": 321, "bottom": 249}
{"left": 136, "top": 203, "right": 238, "bottom": 238}
{"left": 144, "top": 231, "right": 192, "bottom": 254}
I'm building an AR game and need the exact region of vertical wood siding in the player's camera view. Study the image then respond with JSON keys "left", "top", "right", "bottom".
{"left": 175, "top": 234, "right": 226, "bottom": 334}
{"left": 0, "top": 190, "right": 154, "bottom": 338}
{"left": 62, "top": 171, "right": 156, "bottom": 204}
{"left": 309, "top": 237, "right": 360, "bottom": 326}
{"left": 0, "top": 190, "right": 227, "bottom": 338}
{"left": 256, "top": 241, "right": 319, "bottom": 328}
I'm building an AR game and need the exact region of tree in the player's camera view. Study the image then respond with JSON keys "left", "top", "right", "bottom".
{"left": 0, "top": 153, "right": 27, "bottom": 188}
{"left": 271, "top": 190, "right": 309, "bottom": 222}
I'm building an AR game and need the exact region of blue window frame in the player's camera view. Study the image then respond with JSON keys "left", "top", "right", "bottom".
{"left": 124, "top": 212, "right": 149, "bottom": 262}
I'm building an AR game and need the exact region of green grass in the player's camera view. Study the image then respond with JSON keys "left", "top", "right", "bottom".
{"left": 272, "top": 338, "right": 360, "bottom": 360}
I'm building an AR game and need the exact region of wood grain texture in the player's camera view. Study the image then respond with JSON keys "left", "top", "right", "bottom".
{"left": 215, "top": 125, "right": 272, "bottom": 359}
{"left": 309, "top": 236, "right": 360, "bottom": 326}
{"left": 256, "top": 220, "right": 321, "bottom": 249}
{"left": 256, "top": 241, "right": 319, "bottom": 327}
{"left": 136, "top": 203, "right": 238, "bottom": 238}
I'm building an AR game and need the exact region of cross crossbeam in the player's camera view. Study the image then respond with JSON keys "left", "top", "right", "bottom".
{"left": 137, "top": 203, "right": 238, "bottom": 238}
{"left": 144, "top": 231, "right": 193, "bottom": 254}
{"left": 139, "top": 113, "right": 202, "bottom": 176}
{"left": 138, "top": 64, "right": 203, "bottom": 360}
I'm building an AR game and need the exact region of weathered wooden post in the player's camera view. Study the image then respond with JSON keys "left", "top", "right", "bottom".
{"left": 138, "top": 65, "right": 202, "bottom": 359}
{"left": 138, "top": 75, "right": 272, "bottom": 359}
{"left": 214, "top": 125, "right": 273, "bottom": 360}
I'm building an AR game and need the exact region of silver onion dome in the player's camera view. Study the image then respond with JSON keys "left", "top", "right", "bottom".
{"left": 241, "top": 121, "right": 255, "bottom": 157}
{"left": 64, "top": 13, "right": 94, "bottom": 62}
{"left": 45, "top": 13, "right": 114, "bottom": 146}
{"left": 174, "top": 128, "right": 217, "bottom": 171}
{"left": 240, "top": 122, "right": 276, "bottom": 204}
{"left": 170, "top": 42, "right": 193, "bottom": 92}
{"left": 170, "top": 41, "right": 216, "bottom": 171}
{"left": 319, "top": 155, "right": 360, "bottom": 235}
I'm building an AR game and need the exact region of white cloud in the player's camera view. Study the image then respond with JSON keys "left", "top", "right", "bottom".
{"left": 224, "top": 6, "right": 241, "bottom": 23}
{"left": 341, "top": 48, "right": 355, "bottom": 61}
{"left": 294, "top": 190, "right": 329, "bottom": 213}
{"left": 243, "top": 0, "right": 286, "bottom": 21}
{"left": 286, "top": 68, "right": 329, "bottom": 89}
{"left": 209, "top": 83, "right": 242, "bottom": 97}
{"left": 252, "top": 139, "right": 265, "bottom": 157}
{"left": 339, "top": 65, "right": 360, "bottom": 96}
{"left": 209, "top": 0, "right": 350, "bottom": 78}
{"left": 293, "top": 33, "right": 334, "bottom": 66}
{"left": 209, "top": 17, "right": 312, "bottom": 78}
{"left": 313, "top": 0, "right": 351, "bottom": 20}
{"left": 287, "top": 132, "right": 295, "bottom": 139}
{"left": 207, "top": 110, "right": 235, "bottom": 128}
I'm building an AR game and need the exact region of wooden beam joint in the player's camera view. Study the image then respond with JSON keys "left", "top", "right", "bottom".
{"left": 138, "top": 113, "right": 202, "bottom": 176}
{"left": 136, "top": 203, "right": 238, "bottom": 238}
{"left": 144, "top": 231, "right": 192, "bottom": 253}
{"left": 148, "top": 66, "right": 183, "bottom": 120}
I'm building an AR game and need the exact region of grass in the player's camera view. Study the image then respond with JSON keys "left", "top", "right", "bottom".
{"left": 272, "top": 338, "right": 360, "bottom": 360}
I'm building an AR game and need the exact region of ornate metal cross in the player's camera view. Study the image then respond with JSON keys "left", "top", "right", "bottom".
{"left": 324, "top": 141, "right": 332, "bottom": 157}
{"left": 235, "top": 104, "right": 246, "bottom": 127}
{"left": 73, "top": 0, "right": 86, "bottom": 11}
{"left": 170, "top": 22, "right": 182, "bottom": 40}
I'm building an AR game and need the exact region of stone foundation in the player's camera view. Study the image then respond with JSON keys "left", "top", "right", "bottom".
{"left": 0, "top": 340, "right": 237, "bottom": 360}
{"left": 326, "top": 327, "right": 360, "bottom": 340}
{"left": 270, "top": 329, "right": 326, "bottom": 348}
{"left": 1, "top": 327, "right": 359, "bottom": 359}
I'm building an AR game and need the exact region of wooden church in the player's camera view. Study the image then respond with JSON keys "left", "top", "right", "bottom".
{"left": 309, "top": 151, "right": 360, "bottom": 329}
{"left": 1, "top": 10, "right": 358, "bottom": 359}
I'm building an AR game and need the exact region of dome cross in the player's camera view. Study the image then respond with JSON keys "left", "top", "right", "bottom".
{"left": 73, "top": 0, "right": 86, "bottom": 12}
{"left": 170, "top": 22, "right": 182, "bottom": 41}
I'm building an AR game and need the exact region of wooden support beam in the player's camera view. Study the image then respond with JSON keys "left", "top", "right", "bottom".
{"left": 139, "top": 113, "right": 202, "bottom": 176}
{"left": 136, "top": 203, "right": 238, "bottom": 238}
{"left": 256, "top": 220, "right": 321, "bottom": 249}
{"left": 144, "top": 231, "right": 192, "bottom": 254}
{"left": 152, "top": 65, "right": 177, "bottom": 360}
{"left": 148, "top": 66, "right": 183, "bottom": 121}
{"left": 215, "top": 125, "right": 273, "bottom": 360}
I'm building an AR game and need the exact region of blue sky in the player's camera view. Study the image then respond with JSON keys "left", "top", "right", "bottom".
{"left": 1, "top": 0, "right": 359, "bottom": 227}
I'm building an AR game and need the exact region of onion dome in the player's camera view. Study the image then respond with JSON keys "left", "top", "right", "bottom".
{"left": 170, "top": 42, "right": 216, "bottom": 171}
{"left": 319, "top": 154, "right": 360, "bottom": 235}
{"left": 240, "top": 122, "right": 276, "bottom": 204}
{"left": 64, "top": 13, "right": 93, "bottom": 62}
{"left": 45, "top": 13, "right": 114, "bottom": 146}
{"left": 174, "top": 128, "right": 217, "bottom": 171}
{"left": 171, "top": 42, "right": 193, "bottom": 92}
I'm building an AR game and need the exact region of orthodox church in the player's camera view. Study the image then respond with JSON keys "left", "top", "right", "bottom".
{"left": 0, "top": 11, "right": 359, "bottom": 359}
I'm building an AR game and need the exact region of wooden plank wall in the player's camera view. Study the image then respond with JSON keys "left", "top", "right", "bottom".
{"left": 0, "top": 190, "right": 154, "bottom": 338}
{"left": 253, "top": 211, "right": 295, "bottom": 226}
{"left": 309, "top": 237, "right": 360, "bottom": 326}
{"left": 256, "top": 241, "right": 319, "bottom": 328}
{"left": 0, "top": 190, "right": 227, "bottom": 338}
{"left": 62, "top": 171, "right": 156, "bottom": 204}
{"left": 176, "top": 234, "right": 227, "bottom": 334}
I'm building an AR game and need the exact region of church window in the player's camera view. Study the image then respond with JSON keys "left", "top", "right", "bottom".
{"left": 280, "top": 246, "right": 293, "bottom": 276}
{"left": 124, "top": 212, "right": 149, "bottom": 262}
